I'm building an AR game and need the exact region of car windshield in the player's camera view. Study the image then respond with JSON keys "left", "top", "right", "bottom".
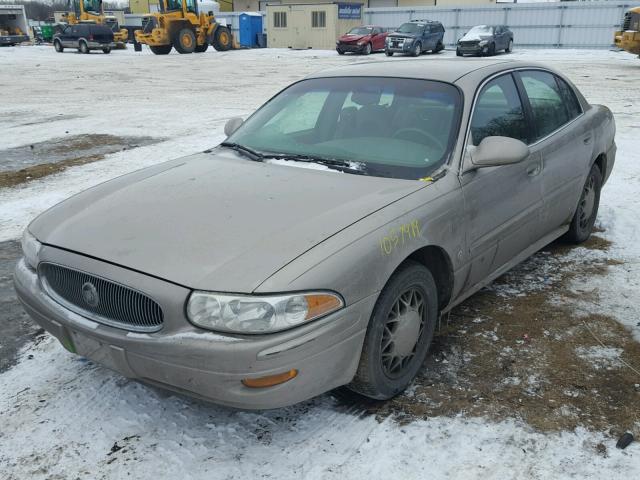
{"left": 226, "top": 77, "right": 462, "bottom": 180}
{"left": 465, "top": 25, "right": 494, "bottom": 37}
{"left": 348, "top": 27, "right": 373, "bottom": 35}
{"left": 397, "top": 23, "right": 422, "bottom": 34}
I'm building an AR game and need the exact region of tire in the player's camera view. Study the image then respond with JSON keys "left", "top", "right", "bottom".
{"left": 489, "top": 42, "right": 496, "bottom": 56}
{"left": 79, "top": 40, "right": 89, "bottom": 54}
{"left": 456, "top": 47, "right": 462, "bottom": 57}
{"left": 174, "top": 28, "right": 196, "bottom": 54}
{"left": 102, "top": 47, "right": 111, "bottom": 54}
{"left": 150, "top": 44, "right": 172, "bottom": 55}
{"left": 212, "top": 26, "right": 232, "bottom": 51}
{"left": 194, "top": 42, "right": 208, "bottom": 53}
{"left": 54, "top": 39, "right": 63, "bottom": 53}
{"left": 564, "top": 163, "right": 603, "bottom": 243}
{"left": 349, "top": 261, "right": 438, "bottom": 400}
{"left": 434, "top": 41, "right": 444, "bottom": 53}
{"left": 385, "top": 50, "right": 393, "bottom": 56}
{"left": 336, "top": 47, "right": 344, "bottom": 55}
{"left": 363, "top": 43, "right": 372, "bottom": 55}
{"left": 411, "top": 42, "right": 421, "bottom": 57}
{"left": 505, "top": 39, "right": 513, "bottom": 53}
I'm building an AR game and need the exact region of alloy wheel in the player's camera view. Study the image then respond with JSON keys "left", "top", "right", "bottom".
{"left": 579, "top": 173, "right": 596, "bottom": 229}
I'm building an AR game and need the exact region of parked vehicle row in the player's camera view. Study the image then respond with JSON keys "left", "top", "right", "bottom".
{"left": 337, "top": 21, "right": 514, "bottom": 58}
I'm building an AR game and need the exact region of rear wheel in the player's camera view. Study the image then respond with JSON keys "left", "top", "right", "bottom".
{"left": 150, "top": 44, "right": 172, "bottom": 55}
{"left": 411, "top": 42, "right": 421, "bottom": 57}
{"left": 505, "top": 39, "right": 513, "bottom": 53}
{"left": 434, "top": 40, "right": 444, "bottom": 53}
{"left": 363, "top": 43, "right": 372, "bottom": 55}
{"left": 102, "top": 47, "right": 111, "bottom": 54}
{"left": 79, "top": 40, "right": 89, "bottom": 54}
{"left": 349, "top": 261, "right": 438, "bottom": 400}
{"left": 212, "top": 26, "right": 232, "bottom": 51}
{"left": 456, "top": 47, "right": 462, "bottom": 57}
{"left": 564, "top": 163, "right": 602, "bottom": 243}
{"left": 54, "top": 39, "right": 63, "bottom": 53}
{"left": 174, "top": 28, "right": 196, "bottom": 54}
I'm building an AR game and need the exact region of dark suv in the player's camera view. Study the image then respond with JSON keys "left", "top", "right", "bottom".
{"left": 385, "top": 20, "right": 445, "bottom": 57}
{"left": 53, "top": 24, "right": 115, "bottom": 54}
{"left": 456, "top": 25, "right": 513, "bottom": 56}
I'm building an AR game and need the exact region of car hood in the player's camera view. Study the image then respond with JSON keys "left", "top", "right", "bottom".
{"left": 388, "top": 33, "right": 416, "bottom": 39}
{"left": 30, "top": 150, "right": 424, "bottom": 292}
{"left": 338, "top": 34, "right": 368, "bottom": 42}
{"left": 459, "top": 34, "right": 492, "bottom": 42}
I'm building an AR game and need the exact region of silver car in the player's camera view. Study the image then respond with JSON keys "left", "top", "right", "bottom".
{"left": 14, "top": 59, "right": 616, "bottom": 409}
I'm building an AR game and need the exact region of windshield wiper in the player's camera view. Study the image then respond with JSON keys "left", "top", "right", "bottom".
{"left": 265, "top": 153, "right": 367, "bottom": 175}
{"left": 220, "top": 142, "right": 264, "bottom": 162}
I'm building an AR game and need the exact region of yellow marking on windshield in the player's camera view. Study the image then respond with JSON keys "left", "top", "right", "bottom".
{"left": 419, "top": 176, "right": 433, "bottom": 183}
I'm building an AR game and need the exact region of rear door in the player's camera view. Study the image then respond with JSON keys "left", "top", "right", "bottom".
{"left": 515, "top": 69, "right": 592, "bottom": 235}
{"left": 460, "top": 72, "right": 545, "bottom": 288}
{"left": 425, "top": 24, "right": 438, "bottom": 50}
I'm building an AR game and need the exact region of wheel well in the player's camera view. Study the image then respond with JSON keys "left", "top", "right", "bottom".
{"left": 593, "top": 153, "right": 606, "bottom": 176}
{"left": 404, "top": 246, "right": 454, "bottom": 311}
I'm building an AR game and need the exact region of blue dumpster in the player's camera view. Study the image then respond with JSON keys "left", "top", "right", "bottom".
{"left": 239, "top": 13, "right": 263, "bottom": 48}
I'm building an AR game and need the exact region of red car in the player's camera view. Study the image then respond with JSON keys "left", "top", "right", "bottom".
{"left": 336, "top": 25, "right": 388, "bottom": 55}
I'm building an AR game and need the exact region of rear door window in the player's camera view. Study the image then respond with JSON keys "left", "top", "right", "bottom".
{"left": 518, "top": 70, "right": 570, "bottom": 140}
{"left": 470, "top": 74, "right": 528, "bottom": 145}
{"left": 555, "top": 76, "right": 582, "bottom": 120}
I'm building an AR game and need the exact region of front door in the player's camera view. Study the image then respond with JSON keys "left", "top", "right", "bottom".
{"left": 460, "top": 72, "right": 545, "bottom": 289}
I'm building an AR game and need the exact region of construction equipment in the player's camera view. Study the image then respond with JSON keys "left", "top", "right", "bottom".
{"left": 134, "top": 0, "right": 232, "bottom": 55}
{"left": 614, "top": 6, "right": 640, "bottom": 58}
{"left": 62, "top": 0, "right": 128, "bottom": 48}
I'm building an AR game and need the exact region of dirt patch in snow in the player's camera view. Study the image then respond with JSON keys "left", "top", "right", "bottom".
{"left": 0, "top": 134, "right": 158, "bottom": 188}
{"left": 338, "top": 235, "right": 640, "bottom": 437}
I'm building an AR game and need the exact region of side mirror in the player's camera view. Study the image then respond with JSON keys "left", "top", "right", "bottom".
{"left": 224, "top": 117, "right": 244, "bottom": 137}
{"left": 470, "top": 136, "right": 529, "bottom": 168}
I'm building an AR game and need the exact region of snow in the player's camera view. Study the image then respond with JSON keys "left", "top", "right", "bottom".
{"left": 1, "top": 46, "right": 640, "bottom": 477}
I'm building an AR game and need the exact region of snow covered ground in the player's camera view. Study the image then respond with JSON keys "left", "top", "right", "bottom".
{"left": 1, "top": 45, "right": 639, "bottom": 478}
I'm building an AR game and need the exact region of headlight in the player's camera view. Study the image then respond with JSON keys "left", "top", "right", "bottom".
{"left": 385, "top": 37, "right": 390, "bottom": 43}
{"left": 187, "top": 291, "right": 344, "bottom": 334}
{"left": 479, "top": 40, "right": 488, "bottom": 46}
{"left": 21, "top": 229, "right": 41, "bottom": 270}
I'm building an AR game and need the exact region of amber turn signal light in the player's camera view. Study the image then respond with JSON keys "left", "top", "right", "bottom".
{"left": 242, "top": 369, "right": 298, "bottom": 388}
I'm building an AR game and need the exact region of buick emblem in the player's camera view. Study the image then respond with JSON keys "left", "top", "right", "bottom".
{"left": 81, "top": 282, "right": 100, "bottom": 308}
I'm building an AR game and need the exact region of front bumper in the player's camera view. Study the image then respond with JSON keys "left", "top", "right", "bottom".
{"left": 14, "top": 249, "right": 375, "bottom": 409}
{"left": 337, "top": 43, "right": 365, "bottom": 53}
{"left": 457, "top": 44, "right": 488, "bottom": 55}
{"left": 385, "top": 40, "right": 415, "bottom": 53}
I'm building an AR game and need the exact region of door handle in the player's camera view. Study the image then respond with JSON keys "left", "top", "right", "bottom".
{"left": 583, "top": 136, "right": 592, "bottom": 145}
{"left": 527, "top": 162, "right": 542, "bottom": 177}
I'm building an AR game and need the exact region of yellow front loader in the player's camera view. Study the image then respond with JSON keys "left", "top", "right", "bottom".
{"left": 63, "top": 0, "right": 129, "bottom": 48}
{"left": 614, "top": 6, "right": 640, "bottom": 57}
{"left": 134, "top": 0, "right": 232, "bottom": 55}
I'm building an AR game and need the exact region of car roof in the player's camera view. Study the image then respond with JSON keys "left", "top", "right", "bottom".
{"left": 305, "top": 59, "right": 544, "bottom": 84}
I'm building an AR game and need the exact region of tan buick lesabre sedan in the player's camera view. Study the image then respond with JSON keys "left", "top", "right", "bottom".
{"left": 15, "top": 59, "right": 616, "bottom": 409}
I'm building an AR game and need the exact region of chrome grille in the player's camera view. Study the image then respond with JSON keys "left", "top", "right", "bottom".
{"left": 39, "top": 263, "right": 164, "bottom": 332}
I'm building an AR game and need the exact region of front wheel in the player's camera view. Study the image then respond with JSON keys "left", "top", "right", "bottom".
{"left": 564, "top": 163, "right": 602, "bottom": 243}
{"left": 363, "top": 43, "right": 372, "bottom": 55}
{"left": 174, "top": 28, "right": 196, "bottom": 54}
{"left": 54, "top": 39, "right": 63, "bottom": 53}
{"left": 212, "top": 26, "right": 232, "bottom": 51}
{"left": 149, "top": 44, "right": 172, "bottom": 55}
{"left": 411, "top": 42, "right": 421, "bottom": 57}
{"left": 349, "top": 261, "right": 438, "bottom": 400}
{"left": 505, "top": 39, "right": 513, "bottom": 53}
